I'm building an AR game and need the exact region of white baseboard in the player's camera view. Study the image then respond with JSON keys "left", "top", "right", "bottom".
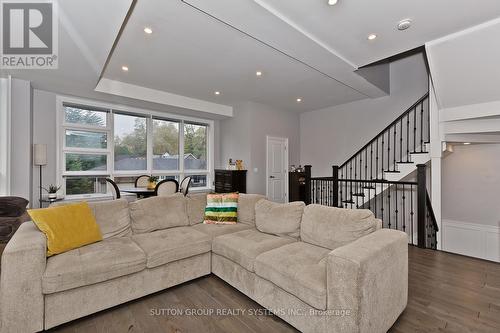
{"left": 442, "top": 219, "right": 500, "bottom": 262}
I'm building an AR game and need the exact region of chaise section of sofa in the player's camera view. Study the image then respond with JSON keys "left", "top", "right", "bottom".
{"left": 212, "top": 202, "right": 408, "bottom": 333}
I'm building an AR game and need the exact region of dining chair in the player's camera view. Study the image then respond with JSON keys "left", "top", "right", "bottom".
{"left": 105, "top": 178, "right": 121, "bottom": 199}
{"left": 135, "top": 175, "right": 150, "bottom": 188}
{"left": 179, "top": 176, "right": 192, "bottom": 196}
{"left": 154, "top": 179, "right": 179, "bottom": 197}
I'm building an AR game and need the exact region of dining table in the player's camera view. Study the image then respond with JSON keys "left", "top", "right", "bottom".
{"left": 120, "top": 187, "right": 156, "bottom": 198}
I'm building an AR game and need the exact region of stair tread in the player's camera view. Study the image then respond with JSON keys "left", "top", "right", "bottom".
{"left": 384, "top": 170, "right": 401, "bottom": 173}
{"left": 352, "top": 193, "right": 365, "bottom": 197}
{"left": 396, "top": 161, "right": 414, "bottom": 164}
{"left": 410, "top": 151, "right": 428, "bottom": 154}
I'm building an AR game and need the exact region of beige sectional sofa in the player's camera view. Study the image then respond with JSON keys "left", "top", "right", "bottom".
{"left": 0, "top": 193, "right": 408, "bottom": 333}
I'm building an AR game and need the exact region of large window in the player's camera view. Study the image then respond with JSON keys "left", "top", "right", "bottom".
{"left": 58, "top": 98, "right": 213, "bottom": 197}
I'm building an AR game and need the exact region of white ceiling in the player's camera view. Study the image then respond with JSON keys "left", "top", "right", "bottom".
{"left": 3, "top": 0, "right": 500, "bottom": 117}
{"left": 427, "top": 18, "right": 500, "bottom": 109}
{"left": 254, "top": 0, "right": 500, "bottom": 66}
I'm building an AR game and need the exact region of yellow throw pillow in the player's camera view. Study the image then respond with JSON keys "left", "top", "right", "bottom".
{"left": 28, "top": 202, "right": 103, "bottom": 256}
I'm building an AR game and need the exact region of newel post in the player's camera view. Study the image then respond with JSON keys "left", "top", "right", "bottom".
{"left": 416, "top": 164, "right": 427, "bottom": 248}
{"left": 332, "top": 165, "right": 339, "bottom": 207}
{"left": 304, "top": 165, "right": 312, "bottom": 205}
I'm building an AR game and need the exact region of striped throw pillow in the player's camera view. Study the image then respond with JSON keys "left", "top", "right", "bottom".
{"left": 204, "top": 193, "right": 239, "bottom": 225}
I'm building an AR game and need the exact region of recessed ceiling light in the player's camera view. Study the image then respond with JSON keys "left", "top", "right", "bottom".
{"left": 214, "top": 91, "right": 221, "bottom": 95}
{"left": 144, "top": 27, "right": 153, "bottom": 34}
{"left": 463, "top": 142, "right": 471, "bottom": 145}
{"left": 328, "top": 0, "right": 338, "bottom": 5}
{"left": 367, "top": 34, "right": 377, "bottom": 40}
{"left": 397, "top": 19, "right": 412, "bottom": 31}
{"left": 296, "top": 98, "right": 302, "bottom": 103}
{"left": 256, "top": 71, "right": 263, "bottom": 76}
{"left": 121, "top": 66, "right": 129, "bottom": 71}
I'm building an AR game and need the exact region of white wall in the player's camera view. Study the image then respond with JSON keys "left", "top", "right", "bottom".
{"left": 441, "top": 143, "right": 500, "bottom": 261}
{"left": 442, "top": 144, "right": 500, "bottom": 226}
{"left": 0, "top": 78, "right": 11, "bottom": 196}
{"left": 32, "top": 89, "right": 58, "bottom": 206}
{"left": 219, "top": 101, "right": 300, "bottom": 195}
{"left": 300, "top": 53, "right": 429, "bottom": 176}
{"left": 10, "top": 79, "right": 33, "bottom": 202}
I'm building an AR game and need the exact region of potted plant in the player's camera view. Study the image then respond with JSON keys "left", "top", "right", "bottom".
{"left": 147, "top": 176, "right": 159, "bottom": 190}
{"left": 42, "top": 184, "right": 61, "bottom": 200}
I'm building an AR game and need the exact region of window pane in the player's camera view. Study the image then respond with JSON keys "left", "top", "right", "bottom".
{"left": 184, "top": 123, "right": 207, "bottom": 170}
{"left": 153, "top": 119, "right": 179, "bottom": 170}
{"left": 65, "top": 154, "right": 107, "bottom": 171}
{"left": 65, "top": 130, "right": 107, "bottom": 149}
{"left": 114, "top": 113, "right": 147, "bottom": 171}
{"left": 187, "top": 175, "right": 207, "bottom": 188}
{"left": 65, "top": 176, "right": 107, "bottom": 195}
{"left": 158, "top": 175, "right": 179, "bottom": 182}
{"left": 64, "top": 106, "right": 107, "bottom": 127}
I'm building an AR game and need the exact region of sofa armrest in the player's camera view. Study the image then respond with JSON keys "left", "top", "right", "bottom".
{"left": 1, "top": 221, "right": 46, "bottom": 332}
{"left": 326, "top": 229, "right": 408, "bottom": 333}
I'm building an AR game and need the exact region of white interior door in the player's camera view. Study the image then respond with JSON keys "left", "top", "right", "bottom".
{"left": 266, "top": 136, "right": 288, "bottom": 203}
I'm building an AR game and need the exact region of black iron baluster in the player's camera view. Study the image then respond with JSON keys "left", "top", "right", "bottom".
{"left": 376, "top": 138, "right": 379, "bottom": 179}
{"left": 395, "top": 184, "right": 398, "bottom": 230}
{"left": 370, "top": 143, "right": 373, "bottom": 180}
{"left": 393, "top": 125, "right": 397, "bottom": 170}
{"left": 410, "top": 184, "right": 414, "bottom": 245}
{"left": 387, "top": 184, "right": 391, "bottom": 229}
{"left": 413, "top": 106, "right": 417, "bottom": 152}
{"left": 381, "top": 136, "right": 384, "bottom": 177}
{"left": 402, "top": 185, "right": 406, "bottom": 233}
{"left": 420, "top": 102, "right": 424, "bottom": 152}
{"left": 387, "top": 129, "right": 390, "bottom": 172}
{"left": 406, "top": 113, "right": 410, "bottom": 162}
{"left": 400, "top": 118, "right": 403, "bottom": 163}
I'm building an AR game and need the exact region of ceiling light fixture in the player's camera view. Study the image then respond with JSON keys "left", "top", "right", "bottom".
{"left": 121, "top": 66, "right": 129, "bottom": 71}
{"left": 214, "top": 91, "right": 221, "bottom": 95}
{"left": 397, "top": 19, "right": 412, "bottom": 31}
{"left": 328, "top": 0, "right": 338, "bottom": 5}
{"left": 144, "top": 27, "right": 153, "bottom": 34}
{"left": 296, "top": 98, "right": 302, "bottom": 103}
{"left": 367, "top": 34, "right": 377, "bottom": 40}
{"left": 256, "top": 71, "right": 262, "bottom": 76}
{"left": 463, "top": 142, "right": 471, "bottom": 145}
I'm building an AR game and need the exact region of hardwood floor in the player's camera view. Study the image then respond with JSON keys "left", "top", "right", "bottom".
{"left": 42, "top": 246, "right": 500, "bottom": 332}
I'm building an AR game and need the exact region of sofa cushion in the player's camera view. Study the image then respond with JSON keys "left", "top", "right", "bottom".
{"left": 191, "top": 222, "right": 254, "bottom": 239}
{"left": 186, "top": 193, "right": 207, "bottom": 225}
{"left": 129, "top": 194, "right": 189, "bottom": 234}
{"left": 51, "top": 199, "right": 132, "bottom": 239}
{"left": 255, "top": 200, "right": 305, "bottom": 239}
{"left": 132, "top": 226, "right": 211, "bottom": 268}
{"left": 42, "top": 237, "right": 146, "bottom": 294}
{"left": 301, "top": 204, "right": 379, "bottom": 250}
{"left": 254, "top": 242, "right": 330, "bottom": 310}
{"left": 238, "top": 194, "right": 266, "bottom": 226}
{"left": 212, "top": 229, "right": 295, "bottom": 272}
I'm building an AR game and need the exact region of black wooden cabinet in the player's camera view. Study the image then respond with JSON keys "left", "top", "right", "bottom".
{"left": 289, "top": 172, "right": 306, "bottom": 202}
{"left": 214, "top": 169, "right": 247, "bottom": 193}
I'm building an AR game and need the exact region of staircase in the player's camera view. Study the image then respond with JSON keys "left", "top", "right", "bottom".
{"left": 304, "top": 93, "right": 439, "bottom": 249}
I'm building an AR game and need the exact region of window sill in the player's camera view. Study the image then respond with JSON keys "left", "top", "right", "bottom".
{"left": 62, "top": 193, "right": 114, "bottom": 202}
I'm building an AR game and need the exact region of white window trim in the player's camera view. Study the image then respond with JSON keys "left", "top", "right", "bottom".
{"left": 56, "top": 95, "right": 214, "bottom": 198}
